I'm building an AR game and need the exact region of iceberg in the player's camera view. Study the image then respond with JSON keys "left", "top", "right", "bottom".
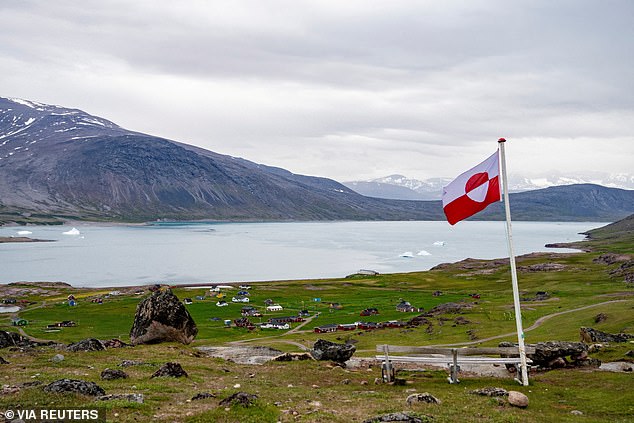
{"left": 63, "top": 227, "right": 81, "bottom": 236}
{"left": 433, "top": 241, "right": 445, "bottom": 246}
{"left": 399, "top": 251, "right": 414, "bottom": 258}
{"left": 417, "top": 250, "right": 432, "bottom": 256}
{"left": 17, "top": 230, "right": 32, "bottom": 235}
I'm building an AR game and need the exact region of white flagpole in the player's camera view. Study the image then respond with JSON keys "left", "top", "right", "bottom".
{"left": 497, "top": 137, "right": 529, "bottom": 386}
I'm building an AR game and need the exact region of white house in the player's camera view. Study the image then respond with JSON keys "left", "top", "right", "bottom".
{"left": 266, "top": 304, "right": 283, "bottom": 312}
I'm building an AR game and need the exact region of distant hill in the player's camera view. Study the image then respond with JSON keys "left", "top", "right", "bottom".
{"left": 1, "top": 97, "right": 633, "bottom": 224}
{"left": 345, "top": 172, "right": 634, "bottom": 201}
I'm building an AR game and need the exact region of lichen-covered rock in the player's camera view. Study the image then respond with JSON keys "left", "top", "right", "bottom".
{"left": 100, "top": 368, "right": 128, "bottom": 380}
{"left": 129, "top": 289, "right": 197, "bottom": 345}
{"left": 43, "top": 379, "right": 105, "bottom": 396}
{"left": 0, "top": 330, "right": 53, "bottom": 349}
{"left": 500, "top": 341, "right": 593, "bottom": 368}
{"left": 151, "top": 362, "right": 188, "bottom": 378}
{"left": 406, "top": 392, "right": 441, "bottom": 405}
{"left": 310, "top": 339, "right": 356, "bottom": 363}
{"left": 470, "top": 387, "right": 508, "bottom": 397}
{"left": 66, "top": 338, "right": 105, "bottom": 352}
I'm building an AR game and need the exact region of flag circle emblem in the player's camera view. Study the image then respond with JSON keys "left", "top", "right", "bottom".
{"left": 465, "top": 172, "right": 490, "bottom": 203}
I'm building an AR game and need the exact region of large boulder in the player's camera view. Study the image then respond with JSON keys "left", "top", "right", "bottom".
{"left": 310, "top": 339, "right": 356, "bottom": 363}
{"left": 129, "top": 289, "right": 197, "bottom": 345}
{"left": 0, "top": 330, "right": 53, "bottom": 349}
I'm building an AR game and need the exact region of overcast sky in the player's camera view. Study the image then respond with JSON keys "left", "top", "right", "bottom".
{"left": 1, "top": 1, "right": 632, "bottom": 182}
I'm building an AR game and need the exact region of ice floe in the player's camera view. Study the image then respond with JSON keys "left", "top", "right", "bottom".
{"left": 17, "top": 230, "right": 32, "bottom": 235}
{"left": 62, "top": 227, "right": 81, "bottom": 235}
{"left": 417, "top": 250, "right": 432, "bottom": 256}
{"left": 399, "top": 251, "right": 414, "bottom": 258}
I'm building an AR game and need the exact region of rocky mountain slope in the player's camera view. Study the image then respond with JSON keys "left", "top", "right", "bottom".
{"left": 0, "top": 97, "right": 442, "bottom": 222}
{"left": 1, "top": 97, "right": 633, "bottom": 223}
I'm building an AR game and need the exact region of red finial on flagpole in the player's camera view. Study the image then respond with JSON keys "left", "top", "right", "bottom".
{"left": 498, "top": 137, "right": 506, "bottom": 143}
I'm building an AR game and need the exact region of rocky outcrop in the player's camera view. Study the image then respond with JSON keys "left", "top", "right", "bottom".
{"left": 499, "top": 341, "right": 600, "bottom": 369}
{"left": 129, "top": 289, "right": 198, "bottom": 345}
{"left": 272, "top": 352, "right": 313, "bottom": 361}
{"left": 0, "top": 330, "right": 54, "bottom": 349}
{"left": 519, "top": 263, "right": 565, "bottom": 272}
{"left": 43, "top": 379, "right": 105, "bottom": 396}
{"left": 310, "top": 339, "right": 356, "bottom": 363}
{"left": 580, "top": 327, "right": 634, "bottom": 343}
{"left": 66, "top": 338, "right": 105, "bottom": 352}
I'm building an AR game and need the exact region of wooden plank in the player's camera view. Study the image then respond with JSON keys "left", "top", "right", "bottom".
{"left": 376, "top": 355, "right": 532, "bottom": 364}
{"left": 375, "top": 345, "right": 536, "bottom": 355}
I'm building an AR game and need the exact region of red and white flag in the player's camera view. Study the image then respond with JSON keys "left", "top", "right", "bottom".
{"left": 442, "top": 151, "right": 501, "bottom": 225}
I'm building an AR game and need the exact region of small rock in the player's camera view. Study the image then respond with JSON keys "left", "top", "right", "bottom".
{"left": 273, "top": 352, "right": 313, "bottom": 361}
{"left": 406, "top": 392, "right": 441, "bottom": 405}
{"left": 508, "top": 391, "right": 529, "bottom": 408}
{"left": 43, "top": 379, "right": 105, "bottom": 396}
{"left": 96, "top": 393, "right": 144, "bottom": 403}
{"left": 309, "top": 400, "right": 322, "bottom": 407}
{"left": 233, "top": 383, "right": 241, "bottom": 388}
{"left": 191, "top": 392, "right": 215, "bottom": 401}
{"left": 100, "top": 368, "right": 128, "bottom": 380}
{"left": 374, "top": 377, "right": 382, "bottom": 385}
{"left": 102, "top": 338, "right": 130, "bottom": 349}
{"left": 570, "top": 410, "right": 583, "bottom": 416}
{"left": 49, "top": 354, "right": 64, "bottom": 363}
{"left": 151, "top": 362, "right": 188, "bottom": 378}
{"left": 219, "top": 392, "right": 258, "bottom": 407}
{"left": 342, "top": 379, "right": 351, "bottom": 385}
{"left": 360, "top": 380, "right": 368, "bottom": 386}
{"left": 312, "top": 384, "right": 320, "bottom": 388}
{"left": 594, "top": 313, "right": 608, "bottom": 324}
{"left": 470, "top": 387, "right": 508, "bottom": 397}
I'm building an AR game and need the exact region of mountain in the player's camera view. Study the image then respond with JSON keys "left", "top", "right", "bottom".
{"left": 1, "top": 97, "right": 633, "bottom": 224}
{"left": 345, "top": 173, "right": 634, "bottom": 201}
{"left": 0, "top": 97, "right": 442, "bottom": 222}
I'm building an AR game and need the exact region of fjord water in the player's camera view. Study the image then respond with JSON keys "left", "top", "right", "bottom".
{"left": 0, "top": 221, "right": 597, "bottom": 287}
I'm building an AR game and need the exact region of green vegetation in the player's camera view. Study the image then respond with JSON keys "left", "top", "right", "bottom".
{"left": 1, "top": 216, "right": 633, "bottom": 422}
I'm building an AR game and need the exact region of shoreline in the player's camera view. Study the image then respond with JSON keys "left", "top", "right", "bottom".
{"left": 0, "top": 236, "right": 55, "bottom": 244}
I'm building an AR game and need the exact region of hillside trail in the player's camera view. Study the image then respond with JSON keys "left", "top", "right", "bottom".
{"left": 427, "top": 299, "right": 627, "bottom": 348}
{"left": 226, "top": 313, "right": 319, "bottom": 350}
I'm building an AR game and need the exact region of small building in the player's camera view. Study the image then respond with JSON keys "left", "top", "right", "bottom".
{"left": 3, "top": 298, "right": 17, "bottom": 304}
{"left": 12, "top": 318, "right": 28, "bottom": 326}
{"left": 183, "top": 298, "right": 193, "bottom": 305}
{"left": 337, "top": 323, "right": 357, "bottom": 331}
{"left": 433, "top": 290, "right": 443, "bottom": 297}
{"left": 68, "top": 299, "right": 77, "bottom": 307}
{"left": 329, "top": 303, "right": 343, "bottom": 310}
{"left": 299, "top": 309, "right": 310, "bottom": 317}
{"left": 386, "top": 320, "right": 407, "bottom": 328}
{"left": 216, "top": 300, "right": 228, "bottom": 307}
{"left": 360, "top": 307, "right": 379, "bottom": 316}
{"left": 239, "top": 284, "right": 252, "bottom": 290}
{"left": 266, "top": 304, "right": 283, "bottom": 312}
{"left": 237, "top": 290, "right": 250, "bottom": 296}
{"left": 232, "top": 296, "right": 250, "bottom": 303}
{"left": 261, "top": 322, "right": 290, "bottom": 330}
{"left": 264, "top": 299, "right": 274, "bottom": 306}
{"left": 396, "top": 301, "right": 418, "bottom": 313}
{"left": 314, "top": 324, "right": 338, "bottom": 333}
{"left": 195, "top": 295, "right": 205, "bottom": 300}
{"left": 269, "top": 316, "right": 303, "bottom": 324}
{"left": 47, "top": 320, "right": 76, "bottom": 328}
{"left": 358, "top": 321, "right": 380, "bottom": 330}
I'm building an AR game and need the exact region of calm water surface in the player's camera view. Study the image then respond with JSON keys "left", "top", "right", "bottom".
{"left": 0, "top": 221, "right": 599, "bottom": 287}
